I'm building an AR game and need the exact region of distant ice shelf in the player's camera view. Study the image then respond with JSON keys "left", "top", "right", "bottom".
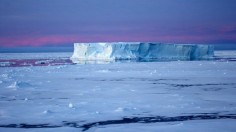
{"left": 70, "top": 42, "right": 214, "bottom": 62}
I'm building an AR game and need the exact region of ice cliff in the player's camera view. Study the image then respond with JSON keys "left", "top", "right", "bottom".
{"left": 70, "top": 42, "right": 214, "bottom": 62}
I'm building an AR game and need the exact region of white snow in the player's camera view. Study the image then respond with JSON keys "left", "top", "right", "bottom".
{"left": 71, "top": 42, "right": 214, "bottom": 62}
{"left": 0, "top": 50, "right": 236, "bottom": 132}
{"left": 69, "top": 103, "right": 74, "bottom": 108}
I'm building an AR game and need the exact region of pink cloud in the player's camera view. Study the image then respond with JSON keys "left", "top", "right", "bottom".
{"left": 0, "top": 35, "right": 86, "bottom": 47}
{"left": 219, "top": 25, "right": 236, "bottom": 34}
{"left": 0, "top": 33, "right": 236, "bottom": 47}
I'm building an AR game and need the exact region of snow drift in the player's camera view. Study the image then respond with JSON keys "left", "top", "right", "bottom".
{"left": 70, "top": 42, "right": 214, "bottom": 62}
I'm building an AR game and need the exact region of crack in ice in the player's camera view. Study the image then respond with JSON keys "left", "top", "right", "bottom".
{"left": 0, "top": 114, "right": 236, "bottom": 131}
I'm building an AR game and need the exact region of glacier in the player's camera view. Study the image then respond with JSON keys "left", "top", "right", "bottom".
{"left": 71, "top": 42, "right": 214, "bottom": 62}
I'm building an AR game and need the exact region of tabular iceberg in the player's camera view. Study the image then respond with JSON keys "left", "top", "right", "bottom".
{"left": 70, "top": 42, "right": 214, "bottom": 62}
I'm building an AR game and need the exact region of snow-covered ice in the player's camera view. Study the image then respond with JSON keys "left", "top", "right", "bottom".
{"left": 71, "top": 42, "right": 214, "bottom": 62}
{"left": 0, "top": 52, "right": 72, "bottom": 60}
{"left": 0, "top": 50, "right": 236, "bottom": 131}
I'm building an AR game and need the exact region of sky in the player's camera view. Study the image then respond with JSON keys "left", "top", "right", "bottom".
{"left": 0, "top": 0, "right": 236, "bottom": 47}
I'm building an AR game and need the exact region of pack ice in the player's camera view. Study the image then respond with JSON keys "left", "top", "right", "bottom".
{"left": 71, "top": 42, "right": 214, "bottom": 62}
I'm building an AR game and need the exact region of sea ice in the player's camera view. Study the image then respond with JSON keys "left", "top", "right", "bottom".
{"left": 0, "top": 50, "right": 236, "bottom": 132}
{"left": 0, "top": 62, "right": 15, "bottom": 67}
{"left": 69, "top": 103, "right": 74, "bottom": 108}
{"left": 7, "top": 81, "right": 32, "bottom": 89}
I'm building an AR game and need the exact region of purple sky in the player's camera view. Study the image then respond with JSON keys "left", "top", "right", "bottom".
{"left": 0, "top": 0, "right": 236, "bottom": 47}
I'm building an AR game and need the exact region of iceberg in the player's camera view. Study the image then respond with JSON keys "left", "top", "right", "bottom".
{"left": 70, "top": 42, "right": 214, "bottom": 62}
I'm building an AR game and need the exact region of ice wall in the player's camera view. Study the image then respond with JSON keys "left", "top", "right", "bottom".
{"left": 70, "top": 42, "right": 214, "bottom": 62}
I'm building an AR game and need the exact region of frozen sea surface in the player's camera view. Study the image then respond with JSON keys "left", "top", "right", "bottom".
{"left": 0, "top": 51, "right": 236, "bottom": 131}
